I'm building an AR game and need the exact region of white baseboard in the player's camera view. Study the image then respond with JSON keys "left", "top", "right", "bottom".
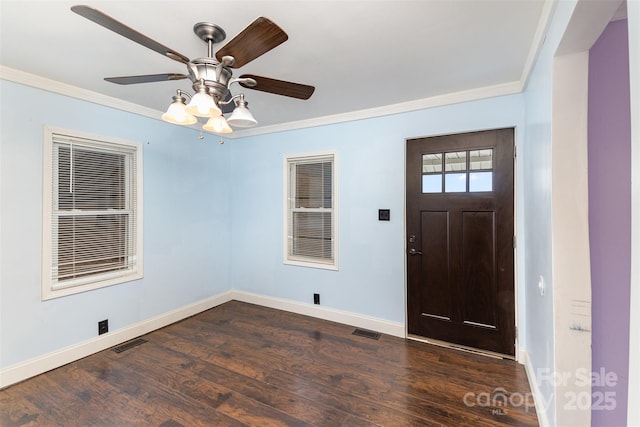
{"left": 230, "top": 290, "right": 406, "bottom": 338}
{"left": 0, "top": 291, "right": 405, "bottom": 388}
{"left": 518, "top": 347, "right": 527, "bottom": 365}
{"left": 3, "top": 288, "right": 548, "bottom": 426}
{"left": 0, "top": 291, "right": 234, "bottom": 389}
{"left": 522, "top": 349, "right": 551, "bottom": 427}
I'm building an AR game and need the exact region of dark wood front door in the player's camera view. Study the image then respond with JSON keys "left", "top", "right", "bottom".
{"left": 406, "top": 128, "right": 515, "bottom": 356}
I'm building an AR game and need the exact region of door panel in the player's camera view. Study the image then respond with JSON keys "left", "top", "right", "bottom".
{"left": 406, "top": 128, "right": 515, "bottom": 356}
{"left": 461, "top": 210, "right": 496, "bottom": 328}
{"left": 420, "top": 211, "right": 451, "bottom": 320}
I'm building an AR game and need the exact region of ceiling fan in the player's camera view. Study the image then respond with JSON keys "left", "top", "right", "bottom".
{"left": 70, "top": 5, "right": 315, "bottom": 133}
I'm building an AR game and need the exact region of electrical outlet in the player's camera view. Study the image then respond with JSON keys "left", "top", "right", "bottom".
{"left": 313, "top": 293, "right": 320, "bottom": 305}
{"left": 98, "top": 319, "right": 109, "bottom": 335}
{"left": 378, "top": 209, "right": 390, "bottom": 221}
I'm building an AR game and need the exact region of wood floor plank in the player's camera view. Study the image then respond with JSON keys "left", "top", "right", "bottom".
{"left": 190, "top": 359, "right": 351, "bottom": 426}
{"left": 125, "top": 338, "right": 351, "bottom": 426}
{"left": 0, "top": 389, "right": 43, "bottom": 426}
{"left": 0, "top": 301, "right": 538, "bottom": 426}
{"left": 174, "top": 307, "right": 525, "bottom": 425}
{"left": 76, "top": 349, "right": 245, "bottom": 426}
{"left": 101, "top": 343, "right": 313, "bottom": 426}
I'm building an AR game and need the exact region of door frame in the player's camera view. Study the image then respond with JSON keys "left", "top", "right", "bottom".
{"left": 403, "top": 126, "right": 522, "bottom": 361}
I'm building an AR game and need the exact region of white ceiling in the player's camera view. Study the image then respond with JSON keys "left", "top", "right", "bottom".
{"left": 0, "top": 0, "right": 546, "bottom": 135}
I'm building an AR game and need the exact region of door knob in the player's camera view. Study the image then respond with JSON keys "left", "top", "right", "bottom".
{"left": 408, "top": 248, "right": 423, "bottom": 256}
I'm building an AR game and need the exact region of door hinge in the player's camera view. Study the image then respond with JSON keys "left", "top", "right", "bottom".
{"left": 513, "top": 235, "right": 517, "bottom": 249}
{"left": 514, "top": 144, "right": 517, "bottom": 159}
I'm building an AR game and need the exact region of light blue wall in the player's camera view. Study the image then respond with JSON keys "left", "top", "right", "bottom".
{"left": 521, "top": 1, "right": 578, "bottom": 424}
{"left": 229, "top": 95, "right": 525, "bottom": 324}
{"left": 1, "top": 76, "right": 528, "bottom": 374}
{"left": 0, "top": 81, "right": 232, "bottom": 367}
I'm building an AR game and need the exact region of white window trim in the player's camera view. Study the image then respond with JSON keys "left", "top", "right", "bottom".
{"left": 283, "top": 150, "right": 338, "bottom": 271}
{"left": 41, "top": 126, "right": 144, "bottom": 300}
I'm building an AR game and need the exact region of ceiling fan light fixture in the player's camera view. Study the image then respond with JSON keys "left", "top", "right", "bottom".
{"left": 203, "top": 115, "right": 233, "bottom": 134}
{"left": 227, "top": 95, "right": 257, "bottom": 128}
{"left": 162, "top": 93, "right": 197, "bottom": 125}
{"left": 185, "top": 86, "right": 221, "bottom": 117}
{"left": 71, "top": 7, "right": 315, "bottom": 132}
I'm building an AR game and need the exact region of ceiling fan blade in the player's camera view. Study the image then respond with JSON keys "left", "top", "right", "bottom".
{"left": 216, "top": 17, "right": 288, "bottom": 68}
{"left": 105, "top": 73, "right": 189, "bottom": 85}
{"left": 71, "top": 5, "right": 190, "bottom": 64}
{"left": 239, "top": 75, "right": 315, "bottom": 100}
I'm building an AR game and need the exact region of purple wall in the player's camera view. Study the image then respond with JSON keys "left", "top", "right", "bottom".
{"left": 588, "top": 19, "right": 631, "bottom": 427}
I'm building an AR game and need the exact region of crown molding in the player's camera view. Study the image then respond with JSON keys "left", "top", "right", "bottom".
{"left": 0, "top": 65, "right": 210, "bottom": 133}
{"left": 2, "top": 65, "right": 520, "bottom": 139}
{"left": 520, "top": 0, "right": 558, "bottom": 90}
{"left": 0, "top": 65, "right": 165, "bottom": 120}
{"left": 231, "top": 80, "right": 523, "bottom": 138}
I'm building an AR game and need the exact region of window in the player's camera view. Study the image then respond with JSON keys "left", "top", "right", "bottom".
{"left": 421, "top": 148, "right": 493, "bottom": 193}
{"left": 284, "top": 152, "right": 337, "bottom": 269}
{"left": 42, "top": 127, "right": 143, "bottom": 300}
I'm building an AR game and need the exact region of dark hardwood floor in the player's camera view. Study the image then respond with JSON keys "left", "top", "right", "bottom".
{"left": 0, "top": 301, "right": 538, "bottom": 426}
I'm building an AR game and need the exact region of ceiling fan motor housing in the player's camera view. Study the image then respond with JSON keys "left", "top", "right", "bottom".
{"left": 187, "top": 57, "right": 232, "bottom": 100}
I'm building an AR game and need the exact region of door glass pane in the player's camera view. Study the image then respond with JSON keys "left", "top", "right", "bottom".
{"left": 445, "top": 173, "right": 466, "bottom": 192}
{"left": 445, "top": 151, "right": 466, "bottom": 171}
{"left": 470, "top": 149, "right": 493, "bottom": 170}
{"left": 422, "top": 153, "right": 442, "bottom": 173}
{"left": 422, "top": 174, "right": 442, "bottom": 193}
{"left": 469, "top": 171, "right": 493, "bottom": 192}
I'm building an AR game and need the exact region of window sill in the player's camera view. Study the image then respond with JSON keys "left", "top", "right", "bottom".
{"left": 284, "top": 259, "right": 338, "bottom": 271}
{"left": 42, "top": 271, "right": 143, "bottom": 300}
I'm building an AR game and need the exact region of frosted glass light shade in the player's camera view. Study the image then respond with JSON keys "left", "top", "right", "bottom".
{"left": 161, "top": 99, "right": 197, "bottom": 125}
{"left": 227, "top": 105, "right": 257, "bottom": 127}
{"left": 203, "top": 115, "right": 233, "bottom": 134}
{"left": 185, "top": 92, "right": 221, "bottom": 117}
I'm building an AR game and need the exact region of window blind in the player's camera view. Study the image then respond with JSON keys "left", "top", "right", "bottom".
{"left": 50, "top": 134, "right": 138, "bottom": 289}
{"left": 287, "top": 157, "right": 334, "bottom": 264}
